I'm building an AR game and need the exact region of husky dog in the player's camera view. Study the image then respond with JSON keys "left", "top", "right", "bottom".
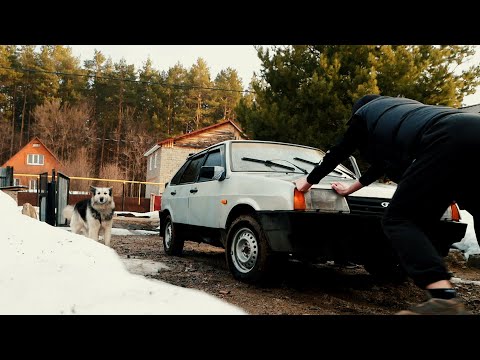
{"left": 63, "top": 186, "right": 115, "bottom": 247}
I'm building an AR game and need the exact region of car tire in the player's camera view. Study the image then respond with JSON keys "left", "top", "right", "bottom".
{"left": 226, "top": 214, "right": 280, "bottom": 283}
{"left": 163, "top": 214, "right": 184, "bottom": 256}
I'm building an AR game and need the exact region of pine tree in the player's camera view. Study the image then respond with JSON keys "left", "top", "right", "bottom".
{"left": 237, "top": 45, "right": 480, "bottom": 151}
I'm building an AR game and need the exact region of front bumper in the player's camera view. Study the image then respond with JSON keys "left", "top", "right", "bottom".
{"left": 256, "top": 210, "right": 467, "bottom": 261}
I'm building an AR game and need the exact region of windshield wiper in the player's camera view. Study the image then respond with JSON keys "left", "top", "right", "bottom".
{"left": 293, "top": 157, "right": 346, "bottom": 176}
{"left": 272, "top": 159, "right": 308, "bottom": 174}
{"left": 294, "top": 157, "right": 319, "bottom": 166}
{"left": 241, "top": 157, "right": 295, "bottom": 172}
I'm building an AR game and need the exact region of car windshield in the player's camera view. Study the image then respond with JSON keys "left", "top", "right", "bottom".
{"left": 230, "top": 142, "right": 356, "bottom": 179}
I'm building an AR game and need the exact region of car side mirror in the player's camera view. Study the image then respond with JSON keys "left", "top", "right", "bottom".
{"left": 199, "top": 166, "right": 226, "bottom": 181}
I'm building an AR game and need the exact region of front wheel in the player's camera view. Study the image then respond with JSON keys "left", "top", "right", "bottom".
{"left": 226, "top": 214, "right": 278, "bottom": 283}
{"left": 163, "top": 215, "right": 184, "bottom": 256}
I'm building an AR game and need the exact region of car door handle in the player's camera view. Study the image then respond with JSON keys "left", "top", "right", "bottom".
{"left": 190, "top": 188, "right": 198, "bottom": 193}
{"left": 170, "top": 191, "right": 176, "bottom": 195}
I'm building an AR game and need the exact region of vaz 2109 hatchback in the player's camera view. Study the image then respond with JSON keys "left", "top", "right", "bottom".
{"left": 160, "top": 140, "right": 467, "bottom": 283}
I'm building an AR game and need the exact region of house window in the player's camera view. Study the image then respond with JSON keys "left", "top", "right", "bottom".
{"left": 149, "top": 155, "right": 153, "bottom": 171}
{"left": 154, "top": 152, "right": 157, "bottom": 169}
{"left": 27, "top": 154, "right": 44, "bottom": 165}
{"left": 13, "top": 178, "right": 20, "bottom": 186}
{"left": 29, "top": 179, "right": 37, "bottom": 191}
{"left": 32, "top": 143, "right": 40, "bottom": 148}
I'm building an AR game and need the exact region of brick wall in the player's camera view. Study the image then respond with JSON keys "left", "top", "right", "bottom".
{"left": 159, "top": 146, "right": 196, "bottom": 185}
{"left": 144, "top": 146, "right": 195, "bottom": 197}
{"left": 145, "top": 151, "right": 160, "bottom": 182}
{"left": 145, "top": 147, "right": 161, "bottom": 197}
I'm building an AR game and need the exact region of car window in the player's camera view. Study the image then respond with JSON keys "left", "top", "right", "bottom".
{"left": 198, "top": 149, "right": 222, "bottom": 182}
{"left": 231, "top": 142, "right": 323, "bottom": 173}
{"left": 170, "top": 160, "right": 190, "bottom": 186}
{"left": 178, "top": 154, "right": 206, "bottom": 184}
{"left": 204, "top": 149, "right": 222, "bottom": 167}
{"left": 230, "top": 142, "right": 355, "bottom": 179}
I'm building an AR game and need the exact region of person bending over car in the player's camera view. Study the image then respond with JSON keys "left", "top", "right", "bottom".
{"left": 295, "top": 94, "right": 480, "bottom": 315}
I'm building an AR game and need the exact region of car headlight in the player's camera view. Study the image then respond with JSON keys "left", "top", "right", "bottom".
{"left": 294, "top": 188, "right": 350, "bottom": 213}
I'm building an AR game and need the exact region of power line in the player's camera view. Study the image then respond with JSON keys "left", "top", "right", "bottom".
{"left": 86, "top": 136, "right": 139, "bottom": 143}
{"left": 0, "top": 65, "right": 255, "bottom": 94}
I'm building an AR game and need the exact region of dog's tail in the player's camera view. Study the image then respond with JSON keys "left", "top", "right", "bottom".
{"left": 62, "top": 205, "right": 74, "bottom": 222}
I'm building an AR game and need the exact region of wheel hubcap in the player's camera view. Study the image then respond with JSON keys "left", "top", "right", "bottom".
{"left": 230, "top": 227, "right": 258, "bottom": 273}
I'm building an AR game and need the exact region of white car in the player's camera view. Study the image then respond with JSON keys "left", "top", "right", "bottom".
{"left": 160, "top": 140, "right": 467, "bottom": 283}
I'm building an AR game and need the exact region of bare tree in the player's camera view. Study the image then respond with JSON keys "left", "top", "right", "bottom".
{"left": 32, "top": 99, "right": 96, "bottom": 161}
{"left": 122, "top": 119, "right": 154, "bottom": 197}
{"left": 116, "top": 106, "right": 136, "bottom": 167}
{"left": 99, "top": 162, "right": 124, "bottom": 196}
{"left": 59, "top": 147, "right": 94, "bottom": 192}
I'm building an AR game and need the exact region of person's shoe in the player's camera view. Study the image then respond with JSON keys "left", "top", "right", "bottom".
{"left": 396, "top": 298, "right": 470, "bottom": 315}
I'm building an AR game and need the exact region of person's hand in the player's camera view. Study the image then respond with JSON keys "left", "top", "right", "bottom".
{"left": 331, "top": 182, "right": 349, "bottom": 196}
{"left": 294, "top": 177, "right": 312, "bottom": 192}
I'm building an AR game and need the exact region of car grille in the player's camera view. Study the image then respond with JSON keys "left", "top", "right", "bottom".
{"left": 346, "top": 196, "right": 390, "bottom": 215}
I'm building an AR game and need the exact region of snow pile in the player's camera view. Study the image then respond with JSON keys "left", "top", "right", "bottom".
{"left": 0, "top": 190, "right": 245, "bottom": 315}
{"left": 452, "top": 210, "right": 480, "bottom": 259}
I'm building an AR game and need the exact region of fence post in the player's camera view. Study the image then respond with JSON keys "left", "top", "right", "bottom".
{"left": 122, "top": 182, "right": 125, "bottom": 211}
{"left": 138, "top": 183, "right": 141, "bottom": 205}
{"left": 46, "top": 169, "right": 56, "bottom": 226}
{"left": 46, "top": 182, "right": 56, "bottom": 226}
{"left": 6, "top": 166, "right": 13, "bottom": 186}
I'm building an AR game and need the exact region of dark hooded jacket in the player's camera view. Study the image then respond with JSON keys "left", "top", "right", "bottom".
{"left": 307, "top": 96, "right": 464, "bottom": 185}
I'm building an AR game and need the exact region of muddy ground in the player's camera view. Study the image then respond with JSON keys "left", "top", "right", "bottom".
{"left": 5, "top": 184, "right": 477, "bottom": 316}
{"left": 111, "top": 216, "right": 480, "bottom": 315}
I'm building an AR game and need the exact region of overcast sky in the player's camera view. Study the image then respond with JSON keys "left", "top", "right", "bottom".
{"left": 459, "top": 46, "right": 480, "bottom": 107}
{"left": 69, "top": 45, "right": 262, "bottom": 91}
{"left": 68, "top": 45, "right": 480, "bottom": 107}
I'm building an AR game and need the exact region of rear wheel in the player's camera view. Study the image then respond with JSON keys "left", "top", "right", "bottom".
{"left": 163, "top": 215, "right": 184, "bottom": 256}
{"left": 226, "top": 214, "right": 282, "bottom": 283}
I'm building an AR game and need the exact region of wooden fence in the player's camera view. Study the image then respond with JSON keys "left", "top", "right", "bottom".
{"left": 17, "top": 192, "right": 152, "bottom": 213}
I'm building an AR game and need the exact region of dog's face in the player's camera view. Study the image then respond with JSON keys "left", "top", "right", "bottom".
{"left": 90, "top": 186, "right": 113, "bottom": 205}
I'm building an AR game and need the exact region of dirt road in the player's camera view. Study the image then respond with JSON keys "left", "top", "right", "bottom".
{"left": 110, "top": 224, "right": 480, "bottom": 315}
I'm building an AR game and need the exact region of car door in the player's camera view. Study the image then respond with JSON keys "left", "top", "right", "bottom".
{"left": 188, "top": 145, "right": 226, "bottom": 228}
{"left": 173, "top": 153, "right": 206, "bottom": 225}
{"left": 163, "top": 159, "right": 191, "bottom": 225}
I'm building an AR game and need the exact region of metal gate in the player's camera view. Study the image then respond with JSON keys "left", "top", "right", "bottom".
{"left": 56, "top": 172, "right": 70, "bottom": 226}
{"left": 38, "top": 172, "right": 49, "bottom": 223}
{"left": 0, "top": 166, "right": 13, "bottom": 187}
{"left": 38, "top": 170, "right": 70, "bottom": 226}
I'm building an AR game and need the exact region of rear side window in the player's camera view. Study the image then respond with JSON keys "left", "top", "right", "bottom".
{"left": 179, "top": 155, "right": 206, "bottom": 184}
